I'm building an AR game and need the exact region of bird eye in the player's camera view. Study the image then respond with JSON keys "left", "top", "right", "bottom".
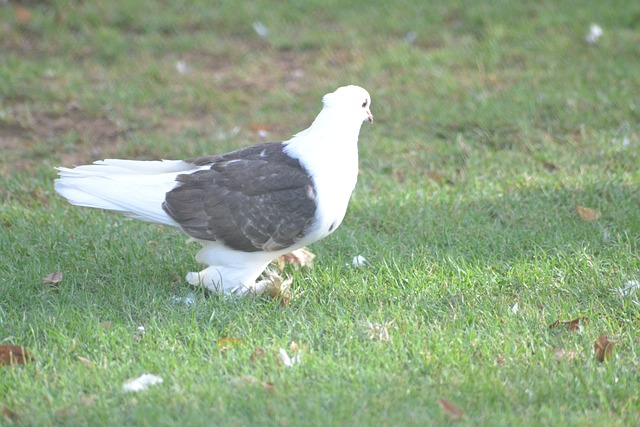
{"left": 362, "top": 100, "right": 368, "bottom": 108}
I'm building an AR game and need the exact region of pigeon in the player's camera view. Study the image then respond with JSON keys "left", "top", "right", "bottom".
{"left": 55, "top": 85, "right": 373, "bottom": 295}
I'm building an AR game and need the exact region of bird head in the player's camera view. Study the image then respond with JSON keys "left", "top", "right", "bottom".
{"left": 322, "top": 85, "right": 373, "bottom": 124}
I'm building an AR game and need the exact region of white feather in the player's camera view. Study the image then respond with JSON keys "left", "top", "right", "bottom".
{"left": 55, "top": 159, "right": 206, "bottom": 226}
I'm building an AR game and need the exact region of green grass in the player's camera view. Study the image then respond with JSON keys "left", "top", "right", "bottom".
{"left": 2, "top": 0, "right": 640, "bottom": 425}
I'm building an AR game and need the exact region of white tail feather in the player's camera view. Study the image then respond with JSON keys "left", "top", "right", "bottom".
{"left": 55, "top": 159, "right": 203, "bottom": 226}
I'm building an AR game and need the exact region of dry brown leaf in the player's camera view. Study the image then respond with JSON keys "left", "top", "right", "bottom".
{"left": 437, "top": 397, "right": 464, "bottom": 419}
{"left": 249, "top": 123, "right": 274, "bottom": 133}
{"left": 275, "top": 247, "right": 316, "bottom": 270}
{"left": 426, "top": 171, "right": 450, "bottom": 184}
{"left": 594, "top": 334, "right": 615, "bottom": 362}
{"left": 278, "top": 293, "right": 291, "bottom": 308}
{"left": 263, "top": 381, "right": 275, "bottom": 391}
{"left": 79, "top": 395, "right": 98, "bottom": 406}
{"left": 100, "top": 321, "right": 112, "bottom": 329}
{"left": 250, "top": 348, "right": 268, "bottom": 363}
{"left": 0, "top": 405, "right": 19, "bottom": 423}
{"left": 553, "top": 347, "right": 578, "bottom": 361}
{"left": 217, "top": 337, "right": 243, "bottom": 352}
{"left": 549, "top": 317, "right": 587, "bottom": 332}
{"left": 229, "top": 375, "right": 274, "bottom": 391}
{"left": 14, "top": 6, "right": 33, "bottom": 23}
{"left": 262, "top": 268, "right": 292, "bottom": 301}
{"left": 0, "top": 345, "right": 34, "bottom": 365}
{"left": 77, "top": 356, "right": 93, "bottom": 368}
{"left": 576, "top": 206, "right": 601, "bottom": 222}
{"left": 42, "top": 271, "right": 63, "bottom": 286}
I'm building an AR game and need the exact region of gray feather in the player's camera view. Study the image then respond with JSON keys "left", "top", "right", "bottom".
{"left": 162, "top": 142, "right": 317, "bottom": 252}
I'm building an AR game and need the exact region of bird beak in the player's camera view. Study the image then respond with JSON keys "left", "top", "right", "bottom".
{"left": 366, "top": 110, "right": 374, "bottom": 123}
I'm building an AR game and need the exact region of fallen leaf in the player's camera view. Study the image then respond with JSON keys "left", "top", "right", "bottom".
{"left": 42, "top": 271, "right": 63, "bottom": 286}
{"left": 0, "top": 345, "right": 34, "bottom": 365}
{"left": 278, "top": 293, "right": 291, "bottom": 308}
{"left": 229, "top": 375, "right": 275, "bottom": 391}
{"left": 549, "top": 317, "right": 587, "bottom": 332}
{"left": 123, "top": 374, "right": 163, "bottom": 392}
{"left": 14, "top": 6, "right": 33, "bottom": 24}
{"left": 276, "top": 247, "right": 315, "bottom": 270}
{"left": 594, "top": 334, "right": 615, "bottom": 362}
{"left": 0, "top": 405, "right": 18, "bottom": 423}
{"left": 261, "top": 268, "right": 293, "bottom": 300}
{"left": 100, "top": 321, "right": 112, "bottom": 329}
{"left": 217, "top": 337, "right": 243, "bottom": 352}
{"left": 250, "top": 348, "right": 267, "bottom": 363}
{"left": 79, "top": 394, "right": 98, "bottom": 406}
{"left": 553, "top": 347, "right": 578, "bottom": 361}
{"left": 249, "top": 123, "right": 273, "bottom": 133}
{"left": 77, "top": 356, "right": 93, "bottom": 368}
{"left": 437, "top": 397, "right": 464, "bottom": 419}
{"left": 576, "top": 206, "right": 601, "bottom": 222}
{"left": 426, "top": 171, "right": 451, "bottom": 184}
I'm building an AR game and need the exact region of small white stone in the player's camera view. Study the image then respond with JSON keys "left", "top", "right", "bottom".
{"left": 252, "top": 21, "right": 269, "bottom": 38}
{"left": 175, "top": 60, "right": 189, "bottom": 75}
{"left": 585, "top": 24, "right": 603, "bottom": 44}
{"left": 123, "top": 374, "right": 163, "bottom": 392}
{"left": 511, "top": 302, "right": 519, "bottom": 314}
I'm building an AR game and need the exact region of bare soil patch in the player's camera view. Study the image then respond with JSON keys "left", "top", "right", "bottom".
{"left": 0, "top": 103, "right": 123, "bottom": 175}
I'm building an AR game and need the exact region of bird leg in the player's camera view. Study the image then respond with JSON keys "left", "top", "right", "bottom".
{"left": 186, "top": 267, "right": 225, "bottom": 293}
{"left": 185, "top": 265, "right": 290, "bottom": 298}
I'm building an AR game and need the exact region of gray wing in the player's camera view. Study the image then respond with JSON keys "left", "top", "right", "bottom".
{"left": 162, "top": 142, "right": 317, "bottom": 253}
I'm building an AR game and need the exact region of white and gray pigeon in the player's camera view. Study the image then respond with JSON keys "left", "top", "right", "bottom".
{"left": 55, "top": 85, "right": 373, "bottom": 295}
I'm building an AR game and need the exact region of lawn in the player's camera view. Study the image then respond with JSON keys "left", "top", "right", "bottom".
{"left": 1, "top": 0, "right": 640, "bottom": 425}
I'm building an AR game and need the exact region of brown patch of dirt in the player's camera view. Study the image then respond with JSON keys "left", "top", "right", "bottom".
{"left": 0, "top": 103, "right": 123, "bottom": 175}
{"left": 184, "top": 47, "right": 312, "bottom": 95}
{"left": 34, "top": 105, "right": 120, "bottom": 143}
